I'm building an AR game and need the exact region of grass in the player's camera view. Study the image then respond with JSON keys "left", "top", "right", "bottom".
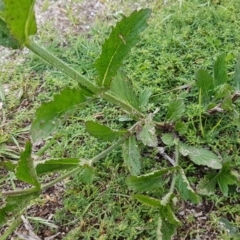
{"left": 1, "top": 0, "right": 240, "bottom": 239}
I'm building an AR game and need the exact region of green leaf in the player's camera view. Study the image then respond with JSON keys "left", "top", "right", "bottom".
{"left": 95, "top": 8, "right": 151, "bottom": 87}
{"left": 0, "top": 192, "right": 39, "bottom": 227}
{"left": 139, "top": 88, "right": 152, "bottom": 108}
{"left": 196, "top": 69, "right": 214, "bottom": 104}
{"left": 166, "top": 99, "right": 185, "bottom": 122}
{"left": 175, "top": 121, "right": 188, "bottom": 134}
{"left": 15, "top": 141, "right": 40, "bottom": 188}
{"left": 1, "top": 0, "right": 37, "bottom": 47}
{"left": 137, "top": 115, "right": 158, "bottom": 147}
{"left": 0, "top": 17, "right": 19, "bottom": 48}
{"left": 161, "top": 133, "right": 175, "bottom": 147}
{"left": 85, "top": 121, "right": 126, "bottom": 142}
{"left": 157, "top": 217, "right": 178, "bottom": 240}
{"left": 197, "top": 163, "right": 237, "bottom": 196}
{"left": 126, "top": 167, "right": 177, "bottom": 192}
{"left": 197, "top": 174, "right": 218, "bottom": 196}
{"left": 218, "top": 163, "right": 237, "bottom": 196}
{"left": 218, "top": 217, "right": 240, "bottom": 237}
{"left": 122, "top": 135, "right": 141, "bottom": 176}
{"left": 179, "top": 143, "right": 222, "bottom": 169}
{"left": 159, "top": 204, "right": 181, "bottom": 225}
{"left": 133, "top": 194, "right": 161, "bottom": 207}
{"left": 110, "top": 72, "right": 140, "bottom": 111}
{"left": 175, "top": 168, "right": 201, "bottom": 204}
{"left": 234, "top": 55, "right": 240, "bottom": 91}
{"left": 214, "top": 54, "right": 228, "bottom": 86}
{"left": 36, "top": 158, "right": 80, "bottom": 175}
{"left": 31, "top": 88, "right": 92, "bottom": 142}
{"left": 214, "top": 83, "right": 233, "bottom": 100}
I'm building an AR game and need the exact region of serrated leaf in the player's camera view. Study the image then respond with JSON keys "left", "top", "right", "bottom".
{"left": 196, "top": 69, "right": 214, "bottom": 104}
{"left": 179, "top": 143, "right": 222, "bottom": 169}
{"left": 218, "top": 163, "right": 237, "bottom": 196}
{"left": 0, "top": 17, "right": 19, "bottom": 48}
{"left": 160, "top": 204, "right": 181, "bottom": 225}
{"left": 15, "top": 141, "right": 40, "bottom": 188}
{"left": 176, "top": 168, "right": 201, "bottom": 204}
{"left": 175, "top": 121, "right": 188, "bottom": 134}
{"left": 133, "top": 194, "right": 161, "bottom": 207}
{"left": 137, "top": 115, "right": 158, "bottom": 147}
{"left": 157, "top": 217, "right": 178, "bottom": 240}
{"left": 31, "top": 88, "right": 92, "bottom": 142}
{"left": 122, "top": 135, "right": 141, "bottom": 176}
{"left": 1, "top": 0, "right": 37, "bottom": 47}
{"left": 139, "top": 88, "right": 152, "bottom": 108}
{"left": 110, "top": 72, "right": 140, "bottom": 111}
{"left": 95, "top": 8, "right": 151, "bottom": 87}
{"left": 161, "top": 133, "right": 174, "bottom": 147}
{"left": 234, "top": 55, "right": 240, "bottom": 91}
{"left": 197, "top": 174, "right": 218, "bottom": 196}
{"left": 214, "top": 54, "right": 228, "bottom": 86}
{"left": 85, "top": 121, "right": 126, "bottom": 142}
{"left": 166, "top": 99, "right": 185, "bottom": 122}
{"left": 197, "top": 163, "right": 237, "bottom": 196}
{"left": 36, "top": 158, "right": 80, "bottom": 175}
{"left": 0, "top": 192, "right": 39, "bottom": 227}
{"left": 126, "top": 167, "right": 177, "bottom": 192}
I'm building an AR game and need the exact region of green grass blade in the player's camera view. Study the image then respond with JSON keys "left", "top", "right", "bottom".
{"left": 1, "top": 0, "right": 37, "bottom": 47}
{"left": 214, "top": 54, "right": 228, "bottom": 86}
{"left": 15, "top": 141, "right": 40, "bottom": 188}
{"left": 234, "top": 55, "right": 240, "bottom": 91}
{"left": 95, "top": 8, "right": 151, "bottom": 88}
{"left": 31, "top": 88, "right": 93, "bottom": 142}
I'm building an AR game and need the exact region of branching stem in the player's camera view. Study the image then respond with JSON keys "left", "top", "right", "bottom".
{"left": 2, "top": 136, "right": 128, "bottom": 197}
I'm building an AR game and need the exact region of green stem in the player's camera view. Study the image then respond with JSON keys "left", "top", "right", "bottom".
{"left": 0, "top": 215, "right": 22, "bottom": 240}
{"left": 90, "top": 136, "right": 127, "bottom": 164}
{"left": 25, "top": 40, "right": 99, "bottom": 93}
{"left": 1, "top": 186, "right": 40, "bottom": 196}
{"left": 169, "top": 138, "right": 180, "bottom": 194}
{"left": 25, "top": 40, "right": 144, "bottom": 119}
{"left": 2, "top": 136, "right": 127, "bottom": 197}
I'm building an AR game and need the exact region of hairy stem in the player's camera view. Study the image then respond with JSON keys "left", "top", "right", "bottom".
{"left": 25, "top": 40, "right": 144, "bottom": 118}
